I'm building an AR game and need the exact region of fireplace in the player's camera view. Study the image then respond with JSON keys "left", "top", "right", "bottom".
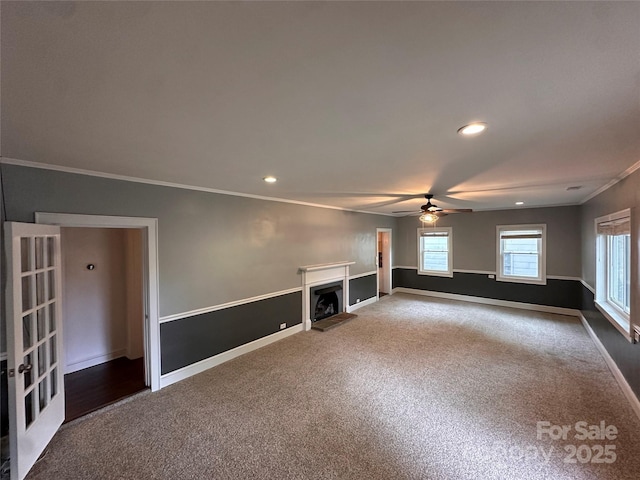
{"left": 299, "top": 261, "right": 354, "bottom": 331}
{"left": 310, "top": 281, "right": 343, "bottom": 322}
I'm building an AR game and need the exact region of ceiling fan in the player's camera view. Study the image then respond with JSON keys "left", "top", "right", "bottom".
{"left": 393, "top": 194, "right": 473, "bottom": 223}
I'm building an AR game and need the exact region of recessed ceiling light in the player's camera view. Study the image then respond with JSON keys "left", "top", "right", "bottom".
{"left": 263, "top": 176, "right": 277, "bottom": 183}
{"left": 515, "top": 201, "right": 524, "bottom": 205}
{"left": 458, "top": 122, "right": 487, "bottom": 136}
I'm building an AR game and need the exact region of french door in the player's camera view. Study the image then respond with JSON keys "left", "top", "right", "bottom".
{"left": 5, "top": 222, "right": 65, "bottom": 480}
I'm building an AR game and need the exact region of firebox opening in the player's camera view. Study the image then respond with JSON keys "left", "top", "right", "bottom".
{"left": 314, "top": 292, "right": 339, "bottom": 322}
{"left": 311, "top": 282, "right": 343, "bottom": 322}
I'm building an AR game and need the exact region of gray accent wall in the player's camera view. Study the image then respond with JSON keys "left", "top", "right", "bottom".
{"left": 348, "top": 274, "right": 377, "bottom": 306}
{"left": 161, "top": 291, "right": 302, "bottom": 374}
{"left": 580, "top": 168, "right": 640, "bottom": 397}
{"left": 1, "top": 164, "right": 396, "bottom": 317}
{"left": 396, "top": 205, "right": 581, "bottom": 277}
{"left": 394, "top": 269, "right": 582, "bottom": 310}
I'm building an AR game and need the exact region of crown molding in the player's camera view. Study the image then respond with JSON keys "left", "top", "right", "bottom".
{"left": 580, "top": 159, "right": 640, "bottom": 205}
{"left": 0, "top": 157, "right": 396, "bottom": 217}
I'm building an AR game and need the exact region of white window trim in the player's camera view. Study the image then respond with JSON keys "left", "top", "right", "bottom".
{"left": 496, "top": 224, "right": 547, "bottom": 285}
{"left": 417, "top": 227, "right": 453, "bottom": 277}
{"left": 594, "top": 209, "right": 632, "bottom": 340}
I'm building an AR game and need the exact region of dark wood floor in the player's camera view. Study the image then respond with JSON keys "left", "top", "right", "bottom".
{"left": 64, "top": 356, "right": 146, "bottom": 423}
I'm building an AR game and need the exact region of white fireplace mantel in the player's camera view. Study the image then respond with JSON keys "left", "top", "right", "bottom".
{"left": 299, "top": 261, "right": 355, "bottom": 273}
{"left": 300, "top": 261, "right": 354, "bottom": 330}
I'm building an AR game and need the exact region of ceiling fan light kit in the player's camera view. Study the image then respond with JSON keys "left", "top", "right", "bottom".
{"left": 419, "top": 212, "right": 439, "bottom": 223}
{"left": 392, "top": 194, "right": 473, "bottom": 224}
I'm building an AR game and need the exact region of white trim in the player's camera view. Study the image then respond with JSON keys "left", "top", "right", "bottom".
{"left": 392, "top": 287, "right": 580, "bottom": 317}
{"left": 593, "top": 209, "right": 632, "bottom": 340}
{"left": 299, "top": 261, "right": 355, "bottom": 272}
{"left": 547, "top": 275, "right": 582, "bottom": 281}
{"left": 349, "top": 270, "right": 377, "bottom": 280}
{"left": 594, "top": 300, "right": 632, "bottom": 341}
{"left": 376, "top": 228, "right": 393, "bottom": 297}
{"left": 65, "top": 349, "right": 126, "bottom": 374}
{"left": 496, "top": 223, "right": 547, "bottom": 285}
{"left": 159, "top": 324, "right": 303, "bottom": 388}
{"left": 159, "top": 287, "right": 303, "bottom": 323}
{"left": 391, "top": 267, "right": 581, "bottom": 280}
{"left": 301, "top": 264, "right": 352, "bottom": 330}
{"left": 581, "top": 159, "right": 640, "bottom": 204}
{"left": 579, "top": 313, "right": 640, "bottom": 421}
{"left": 581, "top": 279, "right": 596, "bottom": 294}
{"left": 386, "top": 267, "right": 583, "bottom": 280}
{"left": 347, "top": 296, "right": 377, "bottom": 312}
{"left": 453, "top": 269, "right": 496, "bottom": 275}
{"left": 34, "top": 212, "right": 162, "bottom": 392}
{"left": 1, "top": 157, "right": 395, "bottom": 217}
{"left": 417, "top": 226, "right": 453, "bottom": 277}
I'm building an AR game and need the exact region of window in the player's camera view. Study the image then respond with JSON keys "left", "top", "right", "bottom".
{"left": 595, "top": 210, "right": 631, "bottom": 338}
{"left": 417, "top": 227, "right": 452, "bottom": 277}
{"left": 497, "top": 225, "right": 546, "bottom": 284}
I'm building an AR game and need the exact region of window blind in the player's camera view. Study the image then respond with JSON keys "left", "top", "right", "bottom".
{"left": 500, "top": 232, "right": 542, "bottom": 240}
{"left": 597, "top": 217, "right": 630, "bottom": 236}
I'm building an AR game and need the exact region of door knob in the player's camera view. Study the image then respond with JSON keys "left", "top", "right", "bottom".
{"left": 18, "top": 364, "right": 32, "bottom": 374}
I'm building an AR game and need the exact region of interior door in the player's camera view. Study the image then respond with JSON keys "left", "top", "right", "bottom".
{"left": 5, "top": 222, "right": 64, "bottom": 480}
{"left": 377, "top": 229, "right": 391, "bottom": 295}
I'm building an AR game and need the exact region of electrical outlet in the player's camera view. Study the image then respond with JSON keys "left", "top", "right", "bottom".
{"left": 279, "top": 323, "right": 286, "bottom": 330}
{"left": 488, "top": 274, "right": 495, "bottom": 279}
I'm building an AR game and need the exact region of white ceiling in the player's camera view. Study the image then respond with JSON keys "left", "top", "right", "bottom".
{"left": 2, "top": 1, "right": 640, "bottom": 214}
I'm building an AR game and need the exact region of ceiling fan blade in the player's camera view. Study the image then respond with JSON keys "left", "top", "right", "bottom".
{"left": 392, "top": 210, "right": 421, "bottom": 214}
{"left": 440, "top": 208, "right": 473, "bottom": 213}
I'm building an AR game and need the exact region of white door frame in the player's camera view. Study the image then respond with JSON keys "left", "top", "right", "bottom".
{"left": 35, "top": 213, "right": 161, "bottom": 392}
{"left": 376, "top": 228, "right": 393, "bottom": 296}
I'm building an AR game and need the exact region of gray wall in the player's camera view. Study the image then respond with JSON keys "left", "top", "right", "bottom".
{"left": 1, "top": 164, "right": 396, "bottom": 317}
{"left": 581, "top": 170, "right": 640, "bottom": 287}
{"left": 396, "top": 205, "right": 581, "bottom": 277}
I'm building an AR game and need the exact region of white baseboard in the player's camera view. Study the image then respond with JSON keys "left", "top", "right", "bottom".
{"left": 392, "top": 287, "right": 580, "bottom": 317}
{"left": 579, "top": 314, "right": 640, "bottom": 422}
{"left": 160, "top": 324, "right": 304, "bottom": 388}
{"left": 347, "top": 296, "right": 377, "bottom": 313}
{"left": 65, "top": 349, "right": 127, "bottom": 374}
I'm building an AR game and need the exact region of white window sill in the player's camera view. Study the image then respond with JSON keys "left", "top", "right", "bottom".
{"left": 594, "top": 300, "right": 631, "bottom": 341}
{"left": 496, "top": 275, "right": 546, "bottom": 286}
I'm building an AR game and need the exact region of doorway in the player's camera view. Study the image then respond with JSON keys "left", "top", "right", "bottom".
{"left": 34, "top": 213, "right": 161, "bottom": 392}
{"left": 60, "top": 227, "right": 146, "bottom": 422}
{"left": 5, "top": 215, "right": 160, "bottom": 480}
{"left": 377, "top": 229, "right": 392, "bottom": 297}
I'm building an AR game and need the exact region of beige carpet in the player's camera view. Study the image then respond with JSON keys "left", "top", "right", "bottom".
{"left": 26, "top": 293, "right": 640, "bottom": 479}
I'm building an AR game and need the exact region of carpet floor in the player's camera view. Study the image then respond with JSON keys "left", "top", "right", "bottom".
{"left": 26, "top": 293, "right": 640, "bottom": 479}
